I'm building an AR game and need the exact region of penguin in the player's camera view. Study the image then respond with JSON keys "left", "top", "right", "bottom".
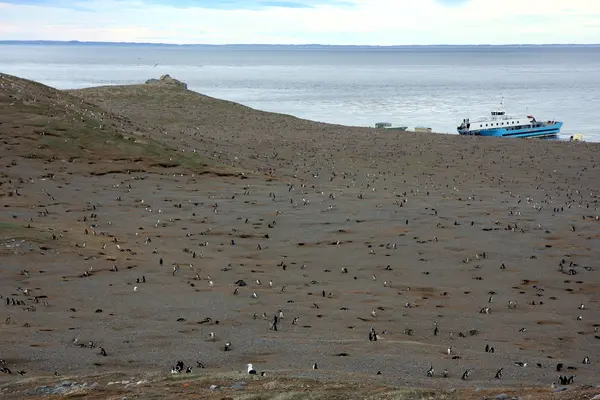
{"left": 176, "top": 360, "right": 184, "bottom": 372}
{"left": 582, "top": 356, "right": 590, "bottom": 364}
{"left": 186, "top": 366, "right": 192, "bottom": 373}
{"left": 224, "top": 342, "right": 231, "bottom": 351}
{"left": 442, "top": 369, "right": 448, "bottom": 378}
{"left": 461, "top": 369, "right": 470, "bottom": 380}
{"left": 495, "top": 368, "right": 503, "bottom": 379}
{"left": 514, "top": 361, "right": 527, "bottom": 367}
{"left": 247, "top": 363, "right": 257, "bottom": 374}
{"left": 99, "top": 347, "right": 107, "bottom": 356}
{"left": 426, "top": 366, "right": 434, "bottom": 377}
{"left": 312, "top": 362, "right": 318, "bottom": 370}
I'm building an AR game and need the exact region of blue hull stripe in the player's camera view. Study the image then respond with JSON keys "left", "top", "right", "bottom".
{"left": 502, "top": 127, "right": 560, "bottom": 137}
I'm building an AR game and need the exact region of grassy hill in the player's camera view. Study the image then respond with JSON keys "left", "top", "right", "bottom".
{"left": 0, "top": 73, "right": 221, "bottom": 175}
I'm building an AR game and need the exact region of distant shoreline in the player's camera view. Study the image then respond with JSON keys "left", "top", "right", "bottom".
{"left": 1, "top": 40, "right": 599, "bottom": 48}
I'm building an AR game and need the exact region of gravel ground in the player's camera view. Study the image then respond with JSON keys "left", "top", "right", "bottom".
{"left": 1, "top": 74, "right": 599, "bottom": 394}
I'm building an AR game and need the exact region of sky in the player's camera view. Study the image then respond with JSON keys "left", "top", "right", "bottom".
{"left": 0, "top": 0, "right": 599, "bottom": 45}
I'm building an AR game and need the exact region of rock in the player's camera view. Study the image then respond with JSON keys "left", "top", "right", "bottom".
{"left": 232, "top": 381, "right": 247, "bottom": 390}
{"left": 59, "top": 380, "right": 74, "bottom": 386}
{"left": 144, "top": 74, "right": 187, "bottom": 90}
{"left": 496, "top": 395, "right": 509, "bottom": 400}
{"left": 590, "top": 394, "right": 600, "bottom": 400}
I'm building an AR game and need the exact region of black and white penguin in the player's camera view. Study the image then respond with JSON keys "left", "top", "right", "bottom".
{"left": 426, "top": 366, "right": 434, "bottom": 377}
{"left": 176, "top": 360, "right": 184, "bottom": 372}
{"left": 247, "top": 363, "right": 257, "bottom": 374}
{"left": 495, "top": 368, "right": 503, "bottom": 379}
{"left": 312, "top": 362, "right": 318, "bottom": 370}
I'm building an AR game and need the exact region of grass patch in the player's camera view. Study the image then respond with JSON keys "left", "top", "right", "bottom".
{"left": 0, "top": 73, "right": 222, "bottom": 175}
{"left": 0, "top": 221, "right": 44, "bottom": 241}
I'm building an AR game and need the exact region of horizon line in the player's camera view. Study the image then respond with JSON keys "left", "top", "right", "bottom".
{"left": 1, "top": 40, "right": 599, "bottom": 47}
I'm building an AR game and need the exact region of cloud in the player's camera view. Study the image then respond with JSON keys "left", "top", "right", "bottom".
{"left": 0, "top": 0, "right": 599, "bottom": 44}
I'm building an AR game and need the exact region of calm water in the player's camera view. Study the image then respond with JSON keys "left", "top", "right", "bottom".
{"left": 1, "top": 44, "right": 599, "bottom": 141}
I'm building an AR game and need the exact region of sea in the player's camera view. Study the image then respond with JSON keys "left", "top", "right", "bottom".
{"left": 1, "top": 42, "right": 599, "bottom": 142}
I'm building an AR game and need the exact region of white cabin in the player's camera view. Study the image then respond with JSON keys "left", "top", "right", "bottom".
{"left": 467, "top": 111, "right": 536, "bottom": 131}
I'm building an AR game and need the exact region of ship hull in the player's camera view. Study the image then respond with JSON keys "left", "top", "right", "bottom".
{"left": 458, "top": 122, "right": 562, "bottom": 138}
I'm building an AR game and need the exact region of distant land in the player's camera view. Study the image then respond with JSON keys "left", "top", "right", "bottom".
{"left": 1, "top": 40, "right": 599, "bottom": 48}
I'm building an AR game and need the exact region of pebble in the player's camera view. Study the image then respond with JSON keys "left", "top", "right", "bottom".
{"left": 28, "top": 381, "right": 98, "bottom": 396}
{"left": 232, "top": 381, "right": 247, "bottom": 390}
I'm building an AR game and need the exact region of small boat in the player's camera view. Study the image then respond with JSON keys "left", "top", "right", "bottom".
{"left": 458, "top": 104, "right": 562, "bottom": 138}
{"left": 375, "top": 122, "right": 408, "bottom": 131}
{"left": 414, "top": 126, "right": 432, "bottom": 133}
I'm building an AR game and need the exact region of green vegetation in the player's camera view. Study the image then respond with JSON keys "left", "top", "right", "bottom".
{"left": 0, "top": 73, "right": 216, "bottom": 174}
{"left": 0, "top": 221, "right": 50, "bottom": 243}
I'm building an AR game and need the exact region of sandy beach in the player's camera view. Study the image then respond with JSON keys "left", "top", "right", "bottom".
{"left": 1, "top": 73, "right": 599, "bottom": 399}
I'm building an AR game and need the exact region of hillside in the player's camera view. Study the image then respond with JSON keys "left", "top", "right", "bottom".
{"left": 0, "top": 73, "right": 223, "bottom": 175}
{"left": 1, "top": 73, "right": 599, "bottom": 400}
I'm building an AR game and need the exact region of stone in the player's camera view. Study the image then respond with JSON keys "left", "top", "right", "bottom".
{"left": 495, "top": 395, "right": 509, "bottom": 400}
{"left": 144, "top": 75, "right": 188, "bottom": 90}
